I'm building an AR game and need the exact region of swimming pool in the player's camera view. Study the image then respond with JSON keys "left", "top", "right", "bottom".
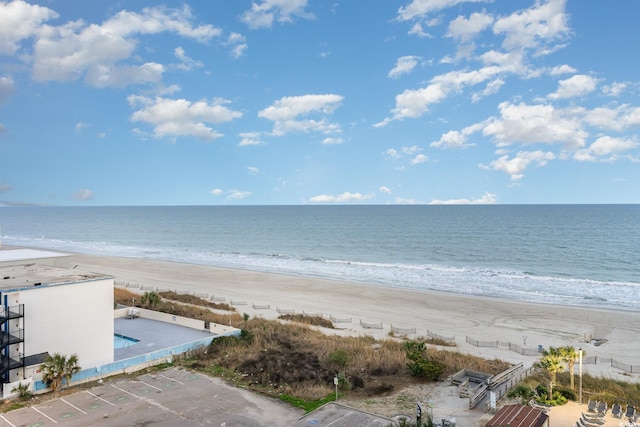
{"left": 114, "top": 333, "right": 140, "bottom": 349}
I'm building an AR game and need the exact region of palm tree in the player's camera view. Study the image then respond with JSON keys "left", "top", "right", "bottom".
{"left": 63, "top": 353, "right": 81, "bottom": 387}
{"left": 534, "top": 347, "right": 564, "bottom": 400}
{"left": 560, "top": 346, "right": 582, "bottom": 390}
{"left": 41, "top": 353, "right": 81, "bottom": 392}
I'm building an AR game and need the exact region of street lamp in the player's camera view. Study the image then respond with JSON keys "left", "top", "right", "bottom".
{"left": 579, "top": 348, "right": 583, "bottom": 405}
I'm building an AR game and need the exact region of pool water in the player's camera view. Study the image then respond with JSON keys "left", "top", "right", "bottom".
{"left": 114, "top": 333, "right": 140, "bottom": 349}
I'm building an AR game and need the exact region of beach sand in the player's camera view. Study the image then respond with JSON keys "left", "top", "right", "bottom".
{"left": 40, "top": 251, "right": 640, "bottom": 426}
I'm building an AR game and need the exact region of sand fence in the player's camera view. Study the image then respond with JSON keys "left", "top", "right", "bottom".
{"left": 116, "top": 282, "right": 640, "bottom": 375}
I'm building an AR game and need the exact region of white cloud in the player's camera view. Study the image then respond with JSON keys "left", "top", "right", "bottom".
{"left": 431, "top": 121, "right": 485, "bottom": 149}
{"left": 0, "top": 183, "right": 12, "bottom": 193}
{"left": 321, "top": 137, "right": 344, "bottom": 145}
{"left": 0, "top": 0, "right": 57, "bottom": 55}
{"left": 128, "top": 95, "right": 242, "bottom": 141}
{"left": 259, "top": 94, "right": 343, "bottom": 136}
{"left": 174, "top": 46, "right": 203, "bottom": 71}
{"left": 574, "top": 136, "right": 639, "bottom": 162}
{"left": 549, "top": 64, "right": 576, "bottom": 76}
{"left": 397, "top": 0, "right": 489, "bottom": 21}
{"left": 75, "top": 122, "right": 90, "bottom": 133}
{"left": 238, "top": 132, "right": 264, "bottom": 146}
{"left": 408, "top": 22, "right": 432, "bottom": 38}
{"left": 493, "top": 0, "right": 569, "bottom": 55}
{"left": 482, "top": 102, "right": 587, "bottom": 150}
{"left": 394, "top": 197, "right": 418, "bottom": 204}
{"left": 247, "top": 166, "right": 260, "bottom": 175}
{"left": 402, "top": 145, "right": 421, "bottom": 155}
{"left": 223, "top": 32, "right": 248, "bottom": 58}
{"left": 309, "top": 192, "right": 374, "bottom": 203}
{"left": 72, "top": 189, "right": 94, "bottom": 201}
{"left": 376, "top": 65, "right": 504, "bottom": 126}
{"left": 0, "top": 76, "right": 15, "bottom": 103}
{"left": 379, "top": 186, "right": 392, "bottom": 194}
{"left": 429, "top": 191, "right": 496, "bottom": 205}
{"left": 548, "top": 74, "right": 598, "bottom": 100}
{"left": 241, "top": 0, "right": 313, "bottom": 29}
{"left": 471, "top": 78, "right": 504, "bottom": 102}
{"left": 482, "top": 150, "right": 555, "bottom": 180}
{"left": 410, "top": 154, "right": 428, "bottom": 164}
{"left": 31, "top": 5, "right": 220, "bottom": 86}
{"left": 210, "top": 189, "right": 224, "bottom": 196}
{"left": 447, "top": 12, "right": 493, "bottom": 43}
{"left": 386, "top": 148, "right": 402, "bottom": 159}
{"left": 581, "top": 104, "right": 640, "bottom": 132}
{"left": 227, "top": 189, "right": 252, "bottom": 200}
{"left": 601, "top": 82, "right": 627, "bottom": 97}
{"left": 388, "top": 55, "right": 421, "bottom": 78}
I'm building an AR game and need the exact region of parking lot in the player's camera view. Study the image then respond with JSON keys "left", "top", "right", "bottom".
{"left": 1, "top": 367, "right": 302, "bottom": 427}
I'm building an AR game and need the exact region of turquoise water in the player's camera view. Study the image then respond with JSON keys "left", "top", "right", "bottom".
{"left": 114, "top": 333, "right": 139, "bottom": 349}
{"left": 1, "top": 205, "right": 639, "bottom": 310}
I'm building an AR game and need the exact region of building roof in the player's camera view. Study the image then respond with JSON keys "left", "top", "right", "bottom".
{"left": 486, "top": 404, "right": 548, "bottom": 427}
{"left": 0, "top": 248, "right": 70, "bottom": 263}
{"left": 0, "top": 263, "right": 113, "bottom": 292}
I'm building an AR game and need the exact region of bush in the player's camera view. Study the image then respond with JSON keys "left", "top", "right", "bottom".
{"left": 404, "top": 341, "right": 444, "bottom": 380}
{"left": 507, "top": 384, "right": 535, "bottom": 403}
{"left": 328, "top": 349, "right": 351, "bottom": 368}
{"left": 534, "top": 391, "right": 568, "bottom": 406}
{"left": 556, "top": 387, "right": 577, "bottom": 401}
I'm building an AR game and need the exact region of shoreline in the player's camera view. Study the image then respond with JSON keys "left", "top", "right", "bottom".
{"left": 4, "top": 245, "right": 640, "bottom": 378}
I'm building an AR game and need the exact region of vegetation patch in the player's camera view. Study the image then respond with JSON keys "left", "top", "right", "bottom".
{"left": 278, "top": 313, "right": 335, "bottom": 329}
{"left": 114, "top": 288, "right": 243, "bottom": 326}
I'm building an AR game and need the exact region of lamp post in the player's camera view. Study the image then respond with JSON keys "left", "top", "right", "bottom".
{"left": 579, "top": 348, "right": 583, "bottom": 405}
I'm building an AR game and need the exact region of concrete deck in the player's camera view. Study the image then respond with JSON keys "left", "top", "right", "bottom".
{"left": 114, "top": 317, "right": 213, "bottom": 360}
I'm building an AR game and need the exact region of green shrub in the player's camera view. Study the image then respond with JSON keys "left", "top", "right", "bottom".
{"left": 555, "top": 387, "right": 577, "bottom": 401}
{"left": 328, "top": 349, "right": 351, "bottom": 368}
{"left": 507, "top": 384, "right": 535, "bottom": 403}
{"left": 404, "top": 341, "right": 444, "bottom": 380}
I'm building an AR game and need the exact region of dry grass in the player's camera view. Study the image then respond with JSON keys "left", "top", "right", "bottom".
{"left": 114, "top": 288, "right": 514, "bottom": 402}
{"left": 114, "top": 287, "right": 140, "bottom": 304}
{"left": 114, "top": 287, "right": 243, "bottom": 326}
{"left": 278, "top": 313, "right": 334, "bottom": 329}
{"left": 158, "top": 291, "right": 235, "bottom": 312}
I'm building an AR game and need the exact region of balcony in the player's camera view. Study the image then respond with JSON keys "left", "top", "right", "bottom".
{"left": 0, "top": 305, "right": 24, "bottom": 322}
{"left": 0, "top": 352, "right": 24, "bottom": 374}
{"left": 0, "top": 329, "right": 24, "bottom": 346}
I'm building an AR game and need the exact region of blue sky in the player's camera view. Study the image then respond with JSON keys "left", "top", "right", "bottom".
{"left": 0, "top": 0, "right": 639, "bottom": 206}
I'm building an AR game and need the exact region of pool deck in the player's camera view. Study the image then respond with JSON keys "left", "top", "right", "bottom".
{"left": 114, "top": 317, "right": 213, "bottom": 360}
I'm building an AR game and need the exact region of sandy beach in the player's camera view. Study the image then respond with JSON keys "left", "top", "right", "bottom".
{"left": 69, "top": 252, "right": 640, "bottom": 370}
{"left": 27, "top": 249, "right": 640, "bottom": 426}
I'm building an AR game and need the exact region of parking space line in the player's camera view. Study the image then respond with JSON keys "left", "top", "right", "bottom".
{"left": 32, "top": 407, "right": 58, "bottom": 424}
{"left": 0, "top": 414, "right": 16, "bottom": 427}
{"left": 85, "top": 390, "right": 116, "bottom": 406}
{"left": 138, "top": 381, "right": 163, "bottom": 392}
{"left": 159, "top": 374, "right": 184, "bottom": 385}
{"left": 111, "top": 384, "right": 140, "bottom": 398}
{"left": 61, "top": 398, "right": 87, "bottom": 415}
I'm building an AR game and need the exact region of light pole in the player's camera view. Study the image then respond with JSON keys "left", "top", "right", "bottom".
{"left": 579, "top": 348, "right": 583, "bottom": 405}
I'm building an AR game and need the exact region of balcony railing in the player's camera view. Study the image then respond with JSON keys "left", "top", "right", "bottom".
{"left": 0, "top": 305, "right": 24, "bottom": 322}
{"left": 0, "top": 352, "right": 24, "bottom": 373}
{"left": 0, "top": 328, "right": 24, "bottom": 346}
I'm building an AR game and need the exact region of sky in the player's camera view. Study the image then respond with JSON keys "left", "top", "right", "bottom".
{"left": 0, "top": 0, "right": 639, "bottom": 206}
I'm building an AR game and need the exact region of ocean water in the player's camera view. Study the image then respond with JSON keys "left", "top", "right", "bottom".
{"left": 1, "top": 205, "right": 639, "bottom": 310}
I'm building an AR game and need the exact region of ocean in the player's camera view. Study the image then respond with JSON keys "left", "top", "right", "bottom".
{"left": 1, "top": 205, "right": 638, "bottom": 310}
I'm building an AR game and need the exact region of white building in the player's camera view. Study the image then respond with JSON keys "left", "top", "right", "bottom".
{"left": 0, "top": 256, "right": 114, "bottom": 386}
